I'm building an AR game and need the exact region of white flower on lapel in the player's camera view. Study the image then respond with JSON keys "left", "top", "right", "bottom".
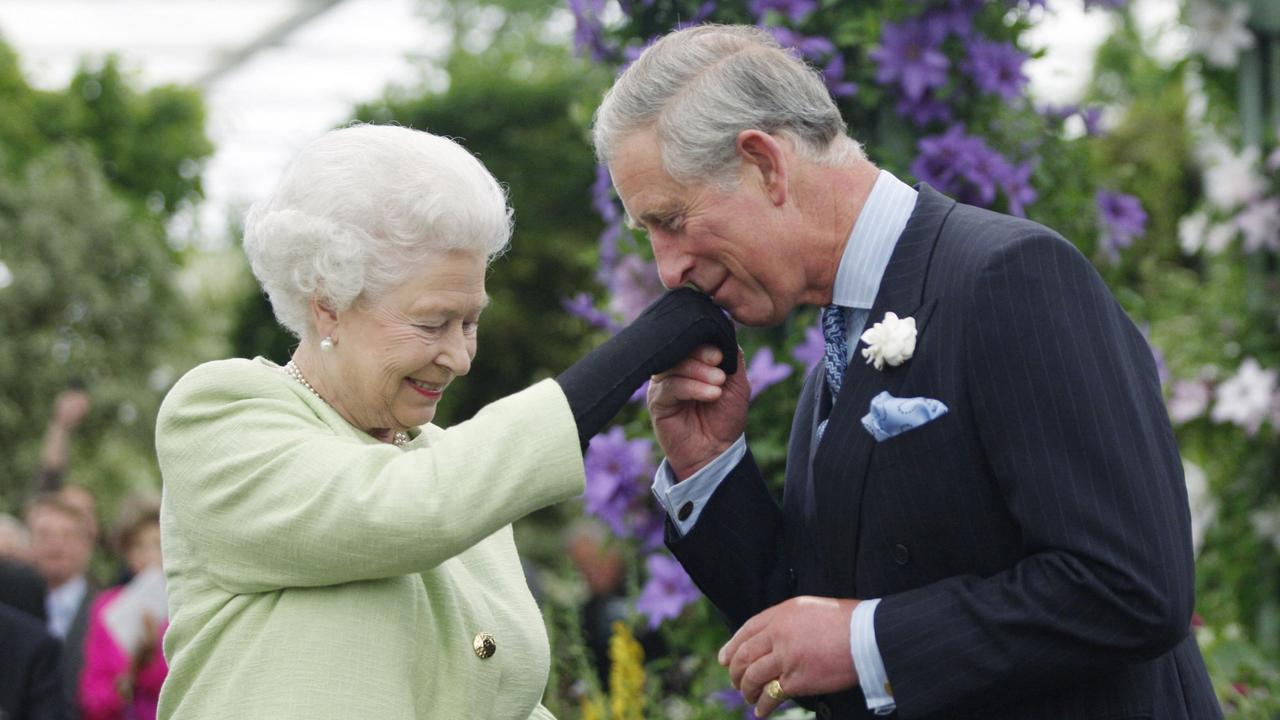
{"left": 860, "top": 312, "right": 917, "bottom": 371}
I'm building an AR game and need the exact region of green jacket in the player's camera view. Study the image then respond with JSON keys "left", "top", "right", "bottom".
{"left": 155, "top": 358, "right": 584, "bottom": 719}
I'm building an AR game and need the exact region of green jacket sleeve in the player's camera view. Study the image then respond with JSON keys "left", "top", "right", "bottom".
{"left": 156, "top": 359, "right": 584, "bottom": 594}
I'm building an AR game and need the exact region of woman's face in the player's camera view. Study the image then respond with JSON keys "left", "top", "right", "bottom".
{"left": 324, "top": 249, "right": 488, "bottom": 435}
{"left": 125, "top": 522, "right": 162, "bottom": 575}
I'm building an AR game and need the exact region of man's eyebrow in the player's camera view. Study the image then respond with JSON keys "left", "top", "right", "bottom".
{"left": 631, "top": 205, "right": 681, "bottom": 230}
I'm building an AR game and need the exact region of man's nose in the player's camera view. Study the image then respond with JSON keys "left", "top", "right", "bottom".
{"left": 651, "top": 234, "right": 692, "bottom": 290}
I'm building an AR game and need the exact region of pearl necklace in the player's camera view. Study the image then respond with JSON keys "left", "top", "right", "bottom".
{"left": 284, "top": 361, "right": 410, "bottom": 447}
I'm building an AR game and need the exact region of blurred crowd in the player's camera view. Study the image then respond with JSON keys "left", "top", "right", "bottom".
{"left": 1, "top": 389, "right": 168, "bottom": 720}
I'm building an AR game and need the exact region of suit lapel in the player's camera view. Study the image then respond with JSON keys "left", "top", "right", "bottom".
{"left": 810, "top": 185, "right": 955, "bottom": 595}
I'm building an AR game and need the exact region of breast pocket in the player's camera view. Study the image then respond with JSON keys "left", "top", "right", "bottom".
{"left": 870, "top": 409, "right": 961, "bottom": 471}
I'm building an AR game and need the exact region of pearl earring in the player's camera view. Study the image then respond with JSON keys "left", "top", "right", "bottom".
{"left": 320, "top": 336, "right": 335, "bottom": 352}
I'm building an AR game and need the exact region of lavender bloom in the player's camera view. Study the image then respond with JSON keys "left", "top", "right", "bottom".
{"left": 607, "top": 253, "right": 665, "bottom": 324}
{"left": 870, "top": 19, "right": 950, "bottom": 102}
{"left": 963, "top": 38, "right": 1029, "bottom": 102}
{"left": 912, "top": 125, "right": 1022, "bottom": 211}
{"left": 568, "top": 0, "right": 612, "bottom": 62}
{"left": 822, "top": 54, "right": 859, "bottom": 98}
{"left": 595, "top": 220, "right": 623, "bottom": 285}
{"left": 584, "top": 426, "right": 657, "bottom": 538}
{"left": 563, "top": 292, "right": 620, "bottom": 332}
{"left": 770, "top": 27, "right": 835, "bottom": 61}
{"left": 1038, "top": 103, "right": 1079, "bottom": 121}
{"left": 792, "top": 324, "right": 825, "bottom": 372}
{"left": 747, "top": 347, "right": 794, "bottom": 399}
{"left": 1001, "top": 161, "right": 1038, "bottom": 217}
{"left": 896, "top": 93, "right": 954, "bottom": 126}
{"left": 1081, "top": 106, "right": 1105, "bottom": 136}
{"left": 635, "top": 554, "right": 701, "bottom": 629}
{"left": 1096, "top": 190, "right": 1148, "bottom": 261}
{"left": 924, "top": 1, "right": 979, "bottom": 40}
{"left": 1083, "top": 0, "right": 1127, "bottom": 9}
{"left": 592, "top": 164, "right": 619, "bottom": 223}
{"left": 749, "top": 0, "right": 817, "bottom": 24}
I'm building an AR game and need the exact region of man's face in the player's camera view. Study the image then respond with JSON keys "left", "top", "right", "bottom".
{"left": 27, "top": 507, "right": 93, "bottom": 588}
{"left": 609, "top": 129, "right": 806, "bottom": 327}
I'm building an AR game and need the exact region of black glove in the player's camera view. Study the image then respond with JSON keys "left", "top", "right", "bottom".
{"left": 556, "top": 288, "right": 738, "bottom": 448}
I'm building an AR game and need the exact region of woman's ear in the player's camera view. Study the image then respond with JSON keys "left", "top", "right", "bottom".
{"left": 310, "top": 296, "right": 340, "bottom": 343}
{"left": 735, "top": 130, "right": 789, "bottom": 207}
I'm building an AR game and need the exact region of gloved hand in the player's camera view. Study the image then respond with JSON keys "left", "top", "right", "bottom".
{"left": 556, "top": 288, "right": 738, "bottom": 448}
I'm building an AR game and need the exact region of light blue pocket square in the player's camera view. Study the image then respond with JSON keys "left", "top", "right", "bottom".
{"left": 861, "top": 391, "right": 949, "bottom": 442}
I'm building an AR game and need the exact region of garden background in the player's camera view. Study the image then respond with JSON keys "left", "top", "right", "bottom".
{"left": 0, "top": 0, "right": 1276, "bottom": 716}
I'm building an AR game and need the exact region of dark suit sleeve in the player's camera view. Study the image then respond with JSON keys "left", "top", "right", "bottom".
{"left": 665, "top": 450, "right": 791, "bottom": 629}
{"left": 874, "top": 233, "right": 1194, "bottom": 716}
{"left": 28, "top": 630, "right": 67, "bottom": 720}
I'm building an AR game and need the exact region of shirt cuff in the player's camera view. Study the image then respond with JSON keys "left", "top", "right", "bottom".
{"left": 850, "top": 598, "right": 895, "bottom": 715}
{"left": 651, "top": 434, "right": 747, "bottom": 536}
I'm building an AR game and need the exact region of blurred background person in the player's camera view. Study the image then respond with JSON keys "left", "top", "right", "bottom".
{"left": 79, "top": 501, "right": 166, "bottom": 720}
{"left": 0, "top": 601, "right": 67, "bottom": 720}
{"left": 0, "top": 554, "right": 48, "bottom": 622}
{"left": 26, "top": 493, "right": 97, "bottom": 720}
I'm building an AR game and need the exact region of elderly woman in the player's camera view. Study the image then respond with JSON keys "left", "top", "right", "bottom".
{"left": 155, "top": 125, "right": 734, "bottom": 719}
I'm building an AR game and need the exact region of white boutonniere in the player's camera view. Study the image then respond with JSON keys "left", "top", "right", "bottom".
{"left": 860, "top": 312, "right": 917, "bottom": 370}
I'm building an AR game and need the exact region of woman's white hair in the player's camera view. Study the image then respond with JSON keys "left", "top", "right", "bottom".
{"left": 593, "top": 24, "right": 863, "bottom": 186}
{"left": 243, "top": 124, "right": 512, "bottom": 339}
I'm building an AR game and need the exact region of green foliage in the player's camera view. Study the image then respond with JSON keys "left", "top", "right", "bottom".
{"left": 0, "top": 39, "right": 213, "bottom": 512}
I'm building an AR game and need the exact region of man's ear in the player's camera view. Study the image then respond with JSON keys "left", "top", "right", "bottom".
{"left": 735, "top": 130, "right": 789, "bottom": 206}
{"left": 310, "top": 295, "right": 340, "bottom": 342}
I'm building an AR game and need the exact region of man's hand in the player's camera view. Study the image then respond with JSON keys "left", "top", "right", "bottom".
{"left": 719, "top": 596, "right": 861, "bottom": 718}
{"left": 648, "top": 345, "right": 750, "bottom": 479}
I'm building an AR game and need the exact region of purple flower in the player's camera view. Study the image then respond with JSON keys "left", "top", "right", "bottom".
{"left": 963, "top": 38, "right": 1029, "bottom": 102}
{"left": 870, "top": 19, "right": 950, "bottom": 103}
{"left": 749, "top": 0, "right": 816, "bottom": 24}
{"left": 911, "top": 125, "right": 1022, "bottom": 210}
{"left": 747, "top": 347, "right": 794, "bottom": 399}
{"left": 822, "top": 54, "right": 859, "bottom": 98}
{"left": 1083, "top": 0, "right": 1127, "bottom": 10}
{"left": 563, "top": 292, "right": 620, "bottom": 332}
{"left": 595, "top": 220, "right": 623, "bottom": 285}
{"left": 896, "top": 92, "right": 954, "bottom": 126}
{"left": 674, "top": 0, "right": 717, "bottom": 30}
{"left": 713, "top": 687, "right": 794, "bottom": 719}
{"left": 606, "top": 253, "right": 664, "bottom": 324}
{"left": 1001, "top": 160, "right": 1038, "bottom": 217}
{"left": 923, "top": 1, "right": 979, "bottom": 40}
{"left": 770, "top": 27, "right": 835, "bottom": 61}
{"left": 635, "top": 554, "right": 701, "bottom": 629}
{"left": 592, "top": 164, "right": 619, "bottom": 223}
{"left": 1038, "top": 103, "right": 1079, "bottom": 121}
{"left": 792, "top": 324, "right": 825, "bottom": 372}
{"left": 567, "top": 0, "right": 612, "bottom": 62}
{"left": 1081, "top": 106, "right": 1105, "bottom": 136}
{"left": 584, "top": 426, "right": 657, "bottom": 538}
{"left": 1096, "top": 190, "right": 1148, "bottom": 261}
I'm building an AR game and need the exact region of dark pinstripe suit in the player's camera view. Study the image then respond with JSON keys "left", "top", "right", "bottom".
{"left": 668, "top": 186, "right": 1221, "bottom": 719}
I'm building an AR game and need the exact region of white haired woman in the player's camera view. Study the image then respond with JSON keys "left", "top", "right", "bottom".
{"left": 154, "top": 125, "right": 735, "bottom": 719}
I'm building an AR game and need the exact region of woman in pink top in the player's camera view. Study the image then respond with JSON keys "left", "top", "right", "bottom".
{"left": 78, "top": 507, "right": 167, "bottom": 720}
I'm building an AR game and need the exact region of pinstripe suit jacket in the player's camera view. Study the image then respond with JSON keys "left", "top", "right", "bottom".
{"left": 667, "top": 186, "right": 1221, "bottom": 719}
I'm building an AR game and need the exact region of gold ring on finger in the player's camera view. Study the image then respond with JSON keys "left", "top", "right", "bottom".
{"left": 765, "top": 679, "right": 788, "bottom": 702}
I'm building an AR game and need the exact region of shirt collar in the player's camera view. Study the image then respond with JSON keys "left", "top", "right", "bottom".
{"left": 830, "top": 170, "right": 919, "bottom": 309}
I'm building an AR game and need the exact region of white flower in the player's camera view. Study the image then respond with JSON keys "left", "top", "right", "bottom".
{"left": 1269, "top": 144, "right": 1280, "bottom": 173}
{"left": 1178, "top": 211, "right": 1209, "bottom": 255}
{"left": 1187, "top": 1, "right": 1255, "bottom": 68}
{"left": 1236, "top": 198, "right": 1280, "bottom": 253}
{"left": 1205, "top": 221, "right": 1239, "bottom": 254}
{"left": 1183, "top": 459, "right": 1216, "bottom": 556}
{"left": 1250, "top": 506, "right": 1280, "bottom": 553}
{"left": 1168, "top": 378, "right": 1211, "bottom": 424}
{"left": 859, "top": 312, "right": 916, "bottom": 371}
{"left": 1211, "top": 358, "right": 1278, "bottom": 435}
{"left": 1204, "top": 145, "right": 1267, "bottom": 211}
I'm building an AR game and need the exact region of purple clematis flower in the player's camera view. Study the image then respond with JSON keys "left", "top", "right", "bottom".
{"left": 1081, "top": 106, "right": 1105, "bottom": 136}
{"left": 674, "top": 0, "right": 717, "bottom": 30}
{"left": 1096, "top": 190, "right": 1148, "bottom": 261}
{"left": 563, "top": 292, "right": 620, "bottom": 332}
{"left": 635, "top": 554, "right": 701, "bottom": 629}
{"left": 591, "top": 164, "right": 619, "bottom": 223}
{"left": 1001, "top": 161, "right": 1038, "bottom": 218}
{"left": 963, "top": 38, "right": 1029, "bottom": 102}
{"left": 912, "top": 125, "right": 1031, "bottom": 213}
{"left": 747, "top": 347, "right": 794, "bottom": 399}
{"left": 1083, "top": 0, "right": 1127, "bottom": 9}
{"left": 770, "top": 27, "right": 836, "bottom": 61}
{"left": 924, "top": 0, "right": 981, "bottom": 40}
{"left": 568, "top": 0, "right": 612, "bottom": 62}
{"left": 606, "top": 253, "right": 665, "bottom": 325}
{"left": 583, "top": 426, "right": 657, "bottom": 539}
{"left": 749, "top": 0, "right": 817, "bottom": 24}
{"left": 896, "top": 92, "right": 954, "bottom": 126}
{"left": 870, "top": 19, "right": 950, "bottom": 102}
{"left": 822, "top": 54, "right": 859, "bottom": 98}
{"left": 791, "top": 324, "right": 825, "bottom": 372}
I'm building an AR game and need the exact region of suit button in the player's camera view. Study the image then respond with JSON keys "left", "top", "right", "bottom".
{"left": 816, "top": 701, "right": 833, "bottom": 719}
{"left": 473, "top": 632, "right": 496, "bottom": 659}
{"left": 677, "top": 501, "right": 694, "bottom": 521}
{"left": 892, "top": 544, "right": 910, "bottom": 565}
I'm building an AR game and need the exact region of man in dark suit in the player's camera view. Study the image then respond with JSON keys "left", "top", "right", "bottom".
{"left": 25, "top": 495, "right": 96, "bottom": 720}
{"left": 593, "top": 24, "right": 1220, "bottom": 719}
{"left": 0, "top": 559, "right": 48, "bottom": 623}
{"left": 0, "top": 602, "right": 66, "bottom": 720}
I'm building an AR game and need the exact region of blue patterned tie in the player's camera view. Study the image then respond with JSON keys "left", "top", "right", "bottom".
{"left": 818, "top": 304, "right": 848, "bottom": 441}
{"left": 821, "top": 304, "right": 849, "bottom": 400}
